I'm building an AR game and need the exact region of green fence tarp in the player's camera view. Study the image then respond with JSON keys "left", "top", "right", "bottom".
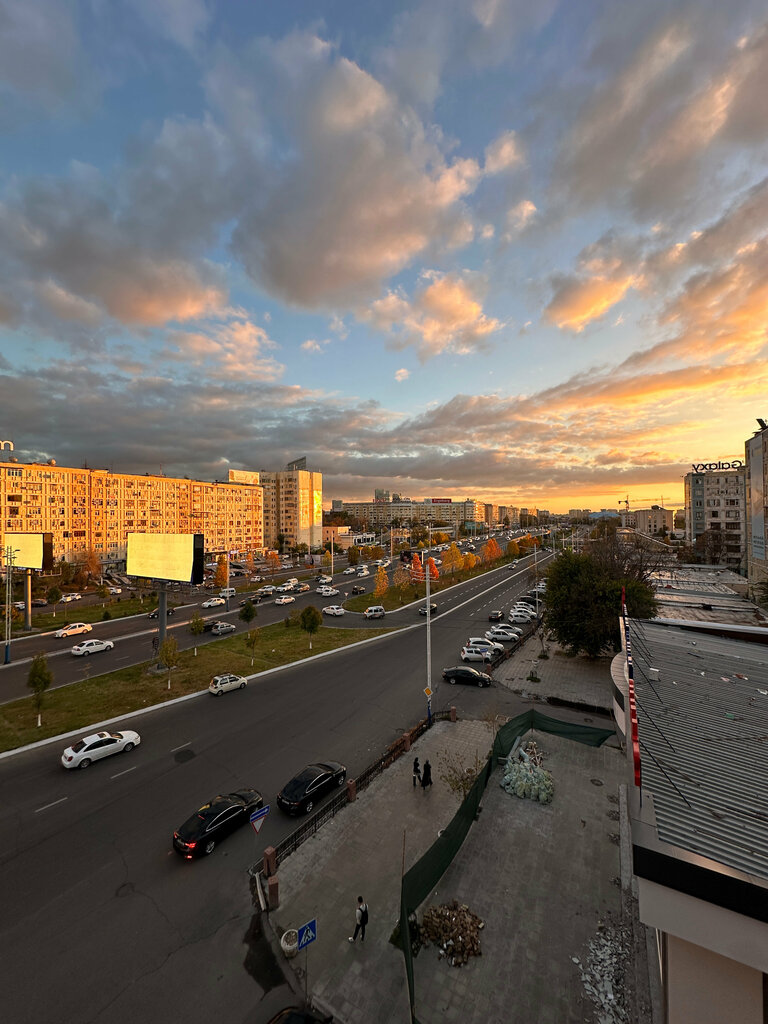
{"left": 401, "top": 709, "right": 615, "bottom": 1023}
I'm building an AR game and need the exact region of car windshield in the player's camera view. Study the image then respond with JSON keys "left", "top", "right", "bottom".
{"left": 71, "top": 739, "right": 87, "bottom": 753}
{"left": 283, "top": 767, "right": 320, "bottom": 799}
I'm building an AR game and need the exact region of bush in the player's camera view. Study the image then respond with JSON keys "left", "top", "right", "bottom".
{"left": 102, "top": 610, "right": 112, "bottom": 620}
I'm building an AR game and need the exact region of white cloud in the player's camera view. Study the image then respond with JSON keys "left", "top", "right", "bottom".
{"left": 505, "top": 199, "right": 537, "bottom": 236}
{"left": 395, "top": 368, "right": 410, "bottom": 381}
{"left": 484, "top": 130, "right": 523, "bottom": 174}
{"left": 301, "top": 339, "right": 324, "bottom": 353}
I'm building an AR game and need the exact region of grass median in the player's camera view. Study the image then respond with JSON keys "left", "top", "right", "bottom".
{"left": 0, "top": 621, "right": 395, "bottom": 754}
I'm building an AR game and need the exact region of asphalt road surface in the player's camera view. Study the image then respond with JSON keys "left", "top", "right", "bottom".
{"left": 0, "top": 555, "right": 550, "bottom": 1024}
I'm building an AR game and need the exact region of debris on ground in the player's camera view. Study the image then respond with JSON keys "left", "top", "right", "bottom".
{"left": 500, "top": 737, "right": 554, "bottom": 802}
{"left": 417, "top": 900, "right": 484, "bottom": 967}
{"left": 571, "top": 915, "right": 633, "bottom": 1024}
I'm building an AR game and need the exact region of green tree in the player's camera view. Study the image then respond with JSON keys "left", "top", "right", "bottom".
{"left": 59, "top": 559, "right": 73, "bottom": 585}
{"left": 373, "top": 565, "right": 389, "bottom": 598}
{"left": 189, "top": 611, "right": 205, "bottom": 637}
{"left": 46, "top": 586, "right": 62, "bottom": 614}
{"left": 346, "top": 546, "right": 360, "bottom": 566}
{"left": 299, "top": 605, "right": 323, "bottom": 648}
{"left": 392, "top": 562, "right": 411, "bottom": 602}
{"left": 544, "top": 549, "right": 657, "bottom": 657}
{"left": 245, "top": 627, "right": 260, "bottom": 666}
{"left": 158, "top": 635, "right": 181, "bottom": 689}
{"left": 239, "top": 600, "right": 257, "bottom": 625}
{"left": 214, "top": 555, "right": 228, "bottom": 588}
{"left": 27, "top": 652, "right": 53, "bottom": 727}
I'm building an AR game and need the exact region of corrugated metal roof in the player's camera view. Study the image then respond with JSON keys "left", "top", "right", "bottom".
{"left": 628, "top": 618, "right": 768, "bottom": 881}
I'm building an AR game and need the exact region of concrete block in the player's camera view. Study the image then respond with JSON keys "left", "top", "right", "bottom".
{"left": 263, "top": 845, "right": 277, "bottom": 876}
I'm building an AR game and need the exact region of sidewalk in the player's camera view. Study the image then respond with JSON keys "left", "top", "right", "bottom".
{"left": 494, "top": 635, "right": 614, "bottom": 713}
{"left": 266, "top": 707, "right": 638, "bottom": 1024}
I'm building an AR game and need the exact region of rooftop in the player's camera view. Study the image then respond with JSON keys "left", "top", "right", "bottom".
{"left": 628, "top": 618, "right": 768, "bottom": 881}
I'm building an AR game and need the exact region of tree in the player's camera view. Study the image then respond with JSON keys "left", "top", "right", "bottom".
{"left": 46, "top": 586, "right": 62, "bottom": 615}
{"left": 83, "top": 548, "right": 101, "bottom": 580}
{"left": 59, "top": 559, "right": 73, "bottom": 585}
{"left": 322, "top": 550, "right": 332, "bottom": 568}
{"left": 410, "top": 552, "right": 423, "bottom": 584}
{"left": 506, "top": 540, "right": 520, "bottom": 558}
{"left": 245, "top": 627, "right": 260, "bottom": 666}
{"left": 265, "top": 550, "right": 281, "bottom": 574}
{"left": 392, "top": 563, "right": 411, "bottom": 602}
{"left": 373, "top": 565, "right": 389, "bottom": 598}
{"left": 347, "top": 546, "right": 360, "bottom": 566}
{"left": 299, "top": 605, "right": 323, "bottom": 648}
{"left": 437, "top": 748, "right": 487, "bottom": 802}
{"left": 214, "top": 555, "right": 228, "bottom": 587}
{"left": 158, "top": 635, "right": 181, "bottom": 689}
{"left": 27, "top": 652, "right": 52, "bottom": 727}
{"left": 239, "top": 600, "right": 257, "bottom": 626}
{"left": 442, "top": 543, "right": 462, "bottom": 575}
{"left": 189, "top": 611, "right": 205, "bottom": 637}
{"left": 481, "top": 538, "right": 502, "bottom": 563}
{"left": 544, "top": 549, "right": 657, "bottom": 657}
{"left": 463, "top": 553, "right": 477, "bottom": 571}
{"left": 370, "top": 545, "right": 385, "bottom": 561}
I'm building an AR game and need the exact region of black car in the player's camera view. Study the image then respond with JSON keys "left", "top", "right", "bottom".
{"left": 351, "top": 584, "right": 366, "bottom": 594}
{"left": 277, "top": 761, "right": 347, "bottom": 815}
{"left": 419, "top": 603, "right": 437, "bottom": 616}
{"left": 173, "top": 789, "right": 263, "bottom": 858}
{"left": 442, "top": 666, "right": 492, "bottom": 687}
{"left": 203, "top": 619, "right": 227, "bottom": 632}
{"left": 148, "top": 607, "right": 175, "bottom": 618}
{"left": 488, "top": 610, "right": 504, "bottom": 622}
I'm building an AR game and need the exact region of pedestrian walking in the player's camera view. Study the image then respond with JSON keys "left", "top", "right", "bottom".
{"left": 348, "top": 896, "right": 368, "bottom": 943}
{"left": 412, "top": 756, "right": 421, "bottom": 788}
{"left": 421, "top": 759, "right": 433, "bottom": 793}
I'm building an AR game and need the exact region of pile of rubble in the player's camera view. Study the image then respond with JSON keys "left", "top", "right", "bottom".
{"left": 417, "top": 900, "right": 484, "bottom": 967}
{"left": 500, "top": 737, "right": 554, "bottom": 803}
{"left": 571, "top": 916, "right": 633, "bottom": 1024}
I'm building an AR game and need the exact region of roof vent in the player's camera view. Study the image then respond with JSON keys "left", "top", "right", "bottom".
{"left": 48, "top": 459, "right": 56, "bottom": 466}
{"left": 648, "top": 667, "right": 660, "bottom": 681}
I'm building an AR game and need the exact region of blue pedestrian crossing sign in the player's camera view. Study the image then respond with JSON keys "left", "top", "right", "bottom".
{"left": 297, "top": 919, "right": 317, "bottom": 950}
{"left": 249, "top": 804, "right": 270, "bottom": 834}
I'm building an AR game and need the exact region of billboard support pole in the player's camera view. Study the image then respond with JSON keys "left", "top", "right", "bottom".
{"left": 157, "top": 587, "right": 168, "bottom": 655}
{"left": 24, "top": 569, "right": 32, "bottom": 631}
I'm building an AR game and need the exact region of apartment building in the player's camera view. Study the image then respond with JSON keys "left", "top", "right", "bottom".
{"left": 633, "top": 505, "right": 673, "bottom": 536}
{"left": 745, "top": 420, "right": 768, "bottom": 591}
{"left": 338, "top": 498, "right": 485, "bottom": 531}
{"left": 1, "top": 459, "right": 264, "bottom": 567}
{"left": 234, "top": 463, "right": 322, "bottom": 550}
{"left": 684, "top": 465, "right": 746, "bottom": 571}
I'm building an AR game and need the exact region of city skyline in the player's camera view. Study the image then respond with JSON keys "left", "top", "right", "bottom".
{"left": 1, "top": 0, "right": 767, "bottom": 511}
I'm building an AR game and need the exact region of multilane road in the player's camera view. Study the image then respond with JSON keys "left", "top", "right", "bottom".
{"left": 0, "top": 554, "right": 551, "bottom": 1024}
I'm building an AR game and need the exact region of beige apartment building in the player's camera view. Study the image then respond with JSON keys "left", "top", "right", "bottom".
{"left": 229, "top": 461, "right": 322, "bottom": 551}
{"left": 1, "top": 458, "right": 264, "bottom": 567}
{"left": 632, "top": 505, "right": 673, "bottom": 536}
{"left": 339, "top": 498, "right": 485, "bottom": 531}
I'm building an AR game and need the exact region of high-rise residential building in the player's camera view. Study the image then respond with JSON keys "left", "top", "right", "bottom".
{"left": 484, "top": 504, "right": 499, "bottom": 525}
{"left": 745, "top": 420, "right": 768, "bottom": 590}
{"left": 1, "top": 459, "right": 264, "bottom": 567}
{"left": 231, "top": 460, "right": 322, "bottom": 550}
{"left": 684, "top": 464, "right": 746, "bottom": 571}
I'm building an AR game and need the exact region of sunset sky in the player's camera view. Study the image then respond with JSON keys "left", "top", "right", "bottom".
{"left": 1, "top": 0, "right": 767, "bottom": 512}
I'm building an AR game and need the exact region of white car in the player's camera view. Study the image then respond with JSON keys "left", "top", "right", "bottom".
{"left": 60, "top": 593, "right": 82, "bottom": 603}
{"left": 211, "top": 621, "right": 236, "bottom": 635}
{"left": 202, "top": 597, "right": 226, "bottom": 608}
{"left": 55, "top": 622, "right": 92, "bottom": 638}
{"left": 257, "top": 585, "right": 275, "bottom": 595}
{"left": 316, "top": 586, "right": 334, "bottom": 596}
{"left": 511, "top": 605, "right": 537, "bottom": 618}
{"left": 317, "top": 575, "right": 333, "bottom": 584}
{"left": 508, "top": 613, "right": 533, "bottom": 625}
{"left": 343, "top": 567, "right": 357, "bottom": 575}
{"left": 323, "top": 587, "right": 340, "bottom": 597}
{"left": 275, "top": 595, "right": 295, "bottom": 605}
{"left": 71, "top": 638, "right": 115, "bottom": 656}
{"left": 107, "top": 586, "right": 122, "bottom": 595}
{"left": 275, "top": 583, "right": 295, "bottom": 593}
{"left": 461, "top": 645, "right": 494, "bottom": 663}
{"left": 468, "top": 636, "right": 504, "bottom": 653}
{"left": 209, "top": 673, "right": 247, "bottom": 695}
{"left": 356, "top": 570, "right": 369, "bottom": 578}
{"left": 485, "top": 628, "right": 519, "bottom": 642}
{"left": 61, "top": 730, "right": 141, "bottom": 769}
{"left": 323, "top": 605, "right": 345, "bottom": 616}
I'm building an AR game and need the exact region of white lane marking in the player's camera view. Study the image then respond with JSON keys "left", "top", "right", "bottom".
{"left": 35, "top": 796, "right": 68, "bottom": 813}
{"left": 111, "top": 765, "right": 137, "bottom": 779}
{"left": 171, "top": 741, "right": 191, "bottom": 752}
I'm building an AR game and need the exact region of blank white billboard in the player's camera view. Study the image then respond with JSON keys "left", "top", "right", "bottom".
{"left": 3, "top": 533, "right": 53, "bottom": 570}
{"left": 126, "top": 533, "right": 201, "bottom": 583}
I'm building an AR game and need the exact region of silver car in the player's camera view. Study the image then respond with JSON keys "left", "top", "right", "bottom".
{"left": 209, "top": 673, "right": 248, "bottom": 696}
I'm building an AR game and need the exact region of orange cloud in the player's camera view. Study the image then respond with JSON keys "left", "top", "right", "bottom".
{"left": 545, "top": 273, "right": 636, "bottom": 331}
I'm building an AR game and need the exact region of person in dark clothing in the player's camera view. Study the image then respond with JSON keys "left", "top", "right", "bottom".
{"left": 348, "top": 896, "right": 368, "bottom": 943}
{"left": 421, "top": 759, "right": 433, "bottom": 793}
{"left": 412, "top": 756, "right": 421, "bottom": 788}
